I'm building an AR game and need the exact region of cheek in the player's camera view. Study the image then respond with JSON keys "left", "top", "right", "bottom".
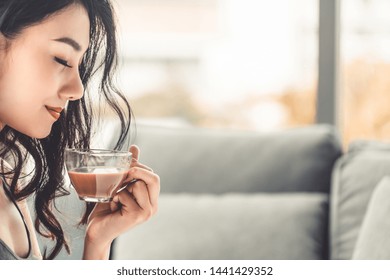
{"left": 0, "top": 62, "right": 58, "bottom": 138}
{"left": 4, "top": 50, "right": 59, "bottom": 100}
{"left": 0, "top": 102, "right": 53, "bottom": 139}
{"left": 22, "top": 60, "right": 58, "bottom": 96}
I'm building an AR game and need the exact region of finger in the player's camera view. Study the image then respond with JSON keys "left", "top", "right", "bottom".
{"left": 124, "top": 167, "right": 160, "bottom": 207}
{"left": 130, "top": 160, "right": 153, "bottom": 172}
{"left": 129, "top": 181, "right": 152, "bottom": 213}
{"left": 123, "top": 160, "right": 153, "bottom": 184}
{"left": 115, "top": 178, "right": 140, "bottom": 194}
{"left": 88, "top": 202, "right": 118, "bottom": 222}
{"left": 129, "top": 145, "right": 140, "bottom": 161}
{"left": 113, "top": 189, "right": 141, "bottom": 214}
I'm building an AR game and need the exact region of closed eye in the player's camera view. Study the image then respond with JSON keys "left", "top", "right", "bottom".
{"left": 54, "top": 57, "right": 72, "bottom": 68}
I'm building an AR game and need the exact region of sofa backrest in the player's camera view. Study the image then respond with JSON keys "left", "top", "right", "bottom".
{"left": 330, "top": 141, "right": 390, "bottom": 259}
{"left": 132, "top": 124, "right": 342, "bottom": 194}
{"left": 112, "top": 124, "right": 342, "bottom": 260}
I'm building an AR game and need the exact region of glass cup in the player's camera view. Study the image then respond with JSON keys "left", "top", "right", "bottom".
{"left": 64, "top": 148, "right": 132, "bottom": 203}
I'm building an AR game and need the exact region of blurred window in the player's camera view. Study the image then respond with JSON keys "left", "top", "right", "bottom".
{"left": 341, "top": 0, "right": 390, "bottom": 145}
{"left": 114, "top": 0, "right": 319, "bottom": 131}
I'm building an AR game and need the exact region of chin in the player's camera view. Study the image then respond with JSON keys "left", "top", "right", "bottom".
{"left": 34, "top": 128, "right": 53, "bottom": 139}
{"left": 6, "top": 119, "right": 54, "bottom": 139}
{"left": 20, "top": 126, "right": 53, "bottom": 139}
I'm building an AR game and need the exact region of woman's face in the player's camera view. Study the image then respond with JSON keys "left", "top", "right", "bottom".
{"left": 0, "top": 4, "right": 90, "bottom": 139}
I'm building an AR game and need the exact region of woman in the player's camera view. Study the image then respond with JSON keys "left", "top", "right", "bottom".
{"left": 0, "top": 0, "right": 160, "bottom": 260}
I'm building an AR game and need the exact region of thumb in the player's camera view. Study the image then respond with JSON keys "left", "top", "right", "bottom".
{"left": 129, "top": 144, "right": 140, "bottom": 161}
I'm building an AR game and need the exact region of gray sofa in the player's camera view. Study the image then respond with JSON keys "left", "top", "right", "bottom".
{"left": 37, "top": 123, "right": 390, "bottom": 260}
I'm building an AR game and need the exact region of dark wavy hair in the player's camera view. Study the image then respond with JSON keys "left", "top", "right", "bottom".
{"left": 0, "top": 0, "right": 131, "bottom": 259}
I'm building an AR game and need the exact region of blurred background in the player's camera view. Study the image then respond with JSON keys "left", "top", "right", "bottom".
{"left": 105, "top": 0, "right": 390, "bottom": 149}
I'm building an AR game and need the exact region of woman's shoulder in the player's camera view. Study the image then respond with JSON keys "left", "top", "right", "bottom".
{"left": 16, "top": 196, "right": 43, "bottom": 259}
{"left": 0, "top": 158, "right": 42, "bottom": 260}
{"left": 0, "top": 184, "right": 43, "bottom": 260}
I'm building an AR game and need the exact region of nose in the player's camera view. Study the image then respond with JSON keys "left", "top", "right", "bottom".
{"left": 58, "top": 72, "right": 84, "bottom": 101}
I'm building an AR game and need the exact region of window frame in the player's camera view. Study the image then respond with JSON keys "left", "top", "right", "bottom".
{"left": 316, "top": 0, "right": 341, "bottom": 129}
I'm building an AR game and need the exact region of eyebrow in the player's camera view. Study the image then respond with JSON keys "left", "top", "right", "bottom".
{"left": 53, "top": 37, "right": 82, "bottom": 52}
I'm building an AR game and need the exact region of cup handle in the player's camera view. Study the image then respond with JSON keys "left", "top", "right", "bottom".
{"left": 116, "top": 178, "right": 140, "bottom": 194}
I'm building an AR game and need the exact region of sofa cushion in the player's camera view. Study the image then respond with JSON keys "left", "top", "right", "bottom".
{"left": 352, "top": 176, "right": 390, "bottom": 259}
{"left": 130, "top": 124, "right": 341, "bottom": 194}
{"left": 330, "top": 141, "right": 390, "bottom": 260}
{"left": 112, "top": 192, "right": 329, "bottom": 260}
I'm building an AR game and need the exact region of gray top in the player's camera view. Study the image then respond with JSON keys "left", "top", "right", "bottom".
{"left": 0, "top": 176, "right": 35, "bottom": 260}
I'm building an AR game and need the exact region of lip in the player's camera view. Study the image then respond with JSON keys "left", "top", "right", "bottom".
{"left": 45, "top": 106, "right": 63, "bottom": 120}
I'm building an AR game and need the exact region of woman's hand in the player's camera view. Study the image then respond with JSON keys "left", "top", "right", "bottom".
{"left": 82, "top": 145, "right": 160, "bottom": 259}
